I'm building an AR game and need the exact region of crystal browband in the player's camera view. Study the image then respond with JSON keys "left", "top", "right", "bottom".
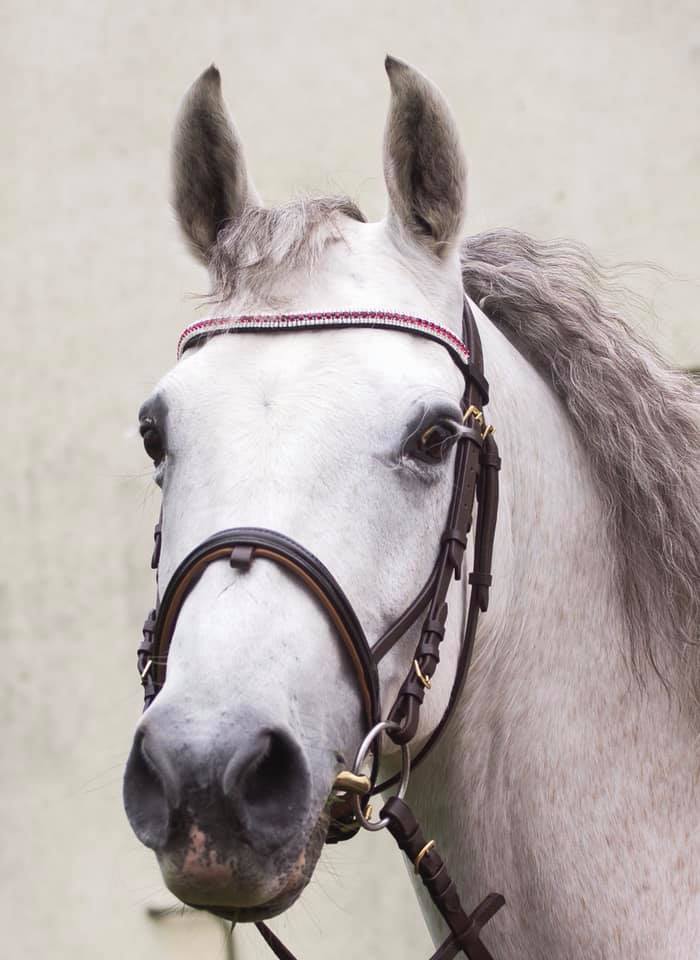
{"left": 177, "top": 310, "right": 471, "bottom": 368}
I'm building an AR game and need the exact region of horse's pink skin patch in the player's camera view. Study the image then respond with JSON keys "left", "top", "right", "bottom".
{"left": 163, "top": 824, "right": 233, "bottom": 894}
{"left": 160, "top": 824, "right": 309, "bottom": 912}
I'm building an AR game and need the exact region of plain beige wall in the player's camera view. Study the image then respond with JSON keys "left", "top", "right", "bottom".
{"left": 2, "top": 2, "right": 698, "bottom": 959}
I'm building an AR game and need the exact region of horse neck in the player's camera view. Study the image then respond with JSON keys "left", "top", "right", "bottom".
{"left": 407, "top": 310, "right": 699, "bottom": 958}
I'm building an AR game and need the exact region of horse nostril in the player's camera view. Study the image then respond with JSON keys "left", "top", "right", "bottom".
{"left": 223, "top": 728, "right": 310, "bottom": 849}
{"left": 123, "top": 728, "right": 177, "bottom": 850}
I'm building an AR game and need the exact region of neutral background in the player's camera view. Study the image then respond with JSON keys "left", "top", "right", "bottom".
{"left": 2, "top": 2, "right": 698, "bottom": 958}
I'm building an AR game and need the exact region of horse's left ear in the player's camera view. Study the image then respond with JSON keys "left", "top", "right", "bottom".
{"left": 383, "top": 56, "right": 466, "bottom": 257}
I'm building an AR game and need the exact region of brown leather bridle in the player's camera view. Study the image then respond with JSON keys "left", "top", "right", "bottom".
{"left": 136, "top": 302, "right": 505, "bottom": 959}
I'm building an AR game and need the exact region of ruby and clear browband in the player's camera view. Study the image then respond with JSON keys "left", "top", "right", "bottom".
{"left": 177, "top": 311, "right": 471, "bottom": 368}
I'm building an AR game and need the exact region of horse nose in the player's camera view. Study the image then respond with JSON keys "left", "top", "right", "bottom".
{"left": 123, "top": 720, "right": 311, "bottom": 855}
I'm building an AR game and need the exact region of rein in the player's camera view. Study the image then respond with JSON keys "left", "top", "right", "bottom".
{"left": 136, "top": 304, "right": 505, "bottom": 959}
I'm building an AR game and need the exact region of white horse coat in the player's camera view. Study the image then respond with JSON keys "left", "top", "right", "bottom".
{"left": 123, "top": 59, "right": 700, "bottom": 959}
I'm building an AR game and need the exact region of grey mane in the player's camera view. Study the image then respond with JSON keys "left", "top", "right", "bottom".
{"left": 461, "top": 229, "right": 700, "bottom": 704}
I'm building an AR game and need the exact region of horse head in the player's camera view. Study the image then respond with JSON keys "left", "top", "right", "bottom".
{"left": 123, "top": 58, "right": 473, "bottom": 923}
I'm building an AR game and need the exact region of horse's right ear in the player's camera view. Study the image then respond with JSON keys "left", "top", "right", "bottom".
{"left": 172, "top": 65, "right": 260, "bottom": 264}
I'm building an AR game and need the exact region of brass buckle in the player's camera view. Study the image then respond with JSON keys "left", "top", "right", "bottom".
{"left": 414, "top": 839, "right": 436, "bottom": 874}
{"left": 462, "top": 404, "right": 484, "bottom": 426}
{"left": 463, "top": 404, "right": 495, "bottom": 441}
{"left": 413, "top": 659, "right": 432, "bottom": 689}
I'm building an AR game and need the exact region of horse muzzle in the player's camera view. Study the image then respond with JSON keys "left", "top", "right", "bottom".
{"left": 123, "top": 708, "right": 322, "bottom": 910}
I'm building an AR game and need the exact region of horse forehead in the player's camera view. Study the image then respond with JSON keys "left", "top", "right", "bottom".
{"left": 318, "top": 220, "right": 464, "bottom": 314}
{"left": 164, "top": 328, "right": 463, "bottom": 419}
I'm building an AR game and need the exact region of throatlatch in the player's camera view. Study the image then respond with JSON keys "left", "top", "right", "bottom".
{"left": 136, "top": 302, "right": 505, "bottom": 959}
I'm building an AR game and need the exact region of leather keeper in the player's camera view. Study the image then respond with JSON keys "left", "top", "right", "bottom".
{"left": 442, "top": 527, "right": 468, "bottom": 548}
{"left": 230, "top": 545, "right": 255, "bottom": 568}
{"left": 468, "top": 572, "right": 492, "bottom": 587}
{"left": 460, "top": 425, "right": 484, "bottom": 447}
{"left": 418, "top": 633, "right": 442, "bottom": 661}
{"left": 141, "top": 677, "right": 157, "bottom": 706}
{"left": 142, "top": 611, "right": 156, "bottom": 639}
{"left": 422, "top": 614, "right": 447, "bottom": 638}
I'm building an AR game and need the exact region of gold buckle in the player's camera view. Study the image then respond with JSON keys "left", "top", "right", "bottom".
{"left": 463, "top": 404, "right": 495, "bottom": 441}
{"left": 462, "top": 404, "right": 484, "bottom": 426}
{"left": 414, "top": 839, "right": 436, "bottom": 873}
{"left": 414, "top": 659, "right": 432, "bottom": 689}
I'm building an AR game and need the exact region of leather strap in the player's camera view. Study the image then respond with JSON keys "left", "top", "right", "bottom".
{"left": 373, "top": 430, "right": 500, "bottom": 795}
{"left": 254, "top": 798, "right": 505, "bottom": 960}
{"left": 382, "top": 798, "right": 504, "bottom": 960}
{"left": 382, "top": 424, "right": 484, "bottom": 745}
{"left": 256, "top": 922, "right": 297, "bottom": 960}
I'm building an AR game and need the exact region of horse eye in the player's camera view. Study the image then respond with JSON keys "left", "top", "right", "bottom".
{"left": 140, "top": 420, "right": 164, "bottom": 465}
{"left": 411, "top": 421, "right": 458, "bottom": 463}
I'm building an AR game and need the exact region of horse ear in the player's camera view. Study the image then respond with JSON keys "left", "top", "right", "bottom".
{"left": 383, "top": 57, "right": 466, "bottom": 257}
{"left": 172, "top": 65, "right": 260, "bottom": 263}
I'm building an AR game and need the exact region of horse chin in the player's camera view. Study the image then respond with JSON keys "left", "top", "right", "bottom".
{"left": 160, "top": 808, "right": 328, "bottom": 923}
{"left": 192, "top": 885, "right": 305, "bottom": 924}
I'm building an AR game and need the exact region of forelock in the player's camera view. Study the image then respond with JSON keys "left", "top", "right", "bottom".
{"left": 209, "top": 195, "right": 365, "bottom": 303}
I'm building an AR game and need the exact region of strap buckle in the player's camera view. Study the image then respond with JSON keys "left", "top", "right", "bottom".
{"left": 463, "top": 404, "right": 496, "bottom": 441}
{"left": 413, "top": 838, "right": 436, "bottom": 873}
{"left": 414, "top": 659, "right": 432, "bottom": 689}
{"left": 462, "top": 404, "right": 484, "bottom": 426}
